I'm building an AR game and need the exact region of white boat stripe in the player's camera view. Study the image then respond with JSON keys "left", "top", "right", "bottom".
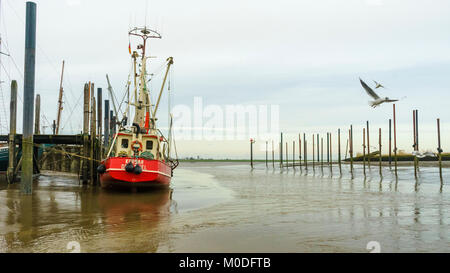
{"left": 105, "top": 168, "right": 172, "bottom": 178}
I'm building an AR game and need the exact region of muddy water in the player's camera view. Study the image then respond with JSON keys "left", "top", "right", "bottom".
{"left": 0, "top": 162, "right": 449, "bottom": 253}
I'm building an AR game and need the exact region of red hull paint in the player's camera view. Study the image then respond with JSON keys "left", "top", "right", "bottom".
{"left": 100, "top": 157, "right": 172, "bottom": 189}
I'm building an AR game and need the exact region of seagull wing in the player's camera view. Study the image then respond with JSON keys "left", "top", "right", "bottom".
{"left": 360, "top": 78, "right": 380, "bottom": 99}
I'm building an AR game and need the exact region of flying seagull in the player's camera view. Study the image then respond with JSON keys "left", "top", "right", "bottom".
{"left": 360, "top": 78, "right": 398, "bottom": 108}
{"left": 373, "top": 80, "right": 385, "bottom": 89}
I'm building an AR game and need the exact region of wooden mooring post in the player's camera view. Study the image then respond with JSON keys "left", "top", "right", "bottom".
{"left": 303, "top": 133, "right": 307, "bottom": 170}
{"left": 285, "top": 142, "right": 288, "bottom": 169}
{"left": 292, "top": 140, "right": 295, "bottom": 169}
{"left": 97, "top": 88, "right": 103, "bottom": 159}
{"left": 366, "top": 121, "right": 371, "bottom": 168}
{"left": 349, "top": 126, "right": 353, "bottom": 174}
{"left": 280, "top": 132, "right": 283, "bottom": 168}
{"left": 320, "top": 137, "right": 324, "bottom": 171}
{"left": 90, "top": 95, "right": 96, "bottom": 185}
{"left": 298, "top": 134, "right": 302, "bottom": 171}
{"left": 437, "top": 118, "right": 443, "bottom": 180}
{"left": 393, "top": 104, "right": 398, "bottom": 176}
{"left": 312, "top": 134, "right": 315, "bottom": 170}
{"left": 82, "top": 83, "right": 90, "bottom": 184}
{"left": 104, "top": 99, "right": 110, "bottom": 149}
{"left": 329, "top": 132, "right": 332, "bottom": 172}
{"left": 379, "top": 128, "right": 382, "bottom": 176}
{"left": 7, "top": 80, "right": 17, "bottom": 184}
{"left": 250, "top": 138, "right": 254, "bottom": 169}
{"left": 413, "top": 110, "right": 418, "bottom": 178}
{"left": 363, "top": 128, "right": 366, "bottom": 176}
{"left": 21, "top": 2, "right": 37, "bottom": 195}
{"left": 338, "top": 129, "right": 342, "bottom": 174}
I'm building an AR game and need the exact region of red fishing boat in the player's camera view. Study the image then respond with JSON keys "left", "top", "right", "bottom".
{"left": 97, "top": 26, "right": 178, "bottom": 189}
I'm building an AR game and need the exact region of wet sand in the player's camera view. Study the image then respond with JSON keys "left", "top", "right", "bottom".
{"left": 0, "top": 162, "right": 449, "bottom": 253}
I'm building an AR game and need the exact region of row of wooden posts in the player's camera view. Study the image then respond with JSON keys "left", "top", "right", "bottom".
{"left": 251, "top": 104, "right": 445, "bottom": 183}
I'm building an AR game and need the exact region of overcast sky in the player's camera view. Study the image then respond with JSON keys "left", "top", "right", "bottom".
{"left": 1, "top": 0, "right": 450, "bottom": 158}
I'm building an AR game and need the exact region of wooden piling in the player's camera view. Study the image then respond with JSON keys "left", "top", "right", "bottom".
{"left": 379, "top": 128, "right": 382, "bottom": 176}
{"left": 7, "top": 80, "right": 17, "bottom": 184}
{"left": 90, "top": 96, "right": 96, "bottom": 185}
{"left": 21, "top": 2, "right": 37, "bottom": 195}
{"left": 366, "top": 121, "right": 370, "bottom": 168}
{"left": 413, "top": 110, "right": 417, "bottom": 178}
{"left": 312, "top": 134, "right": 315, "bottom": 170}
{"left": 97, "top": 88, "right": 103, "bottom": 159}
{"left": 363, "top": 128, "right": 366, "bottom": 176}
{"left": 250, "top": 138, "right": 254, "bottom": 169}
{"left": 82, "top": 83, "right": 90, "bottom": 184}
{"left": 321, "top": 137, "right": 324, "bottom": 171}
{"left": 437, "top": 118, "right": 443, "bottom": 180}
{"left": 415, "top": 109, "right": 419, "bottom": 171}
{"left": 34, "top": 95, "right": 40, "bottom": 134}
{"left": 286, "top": 142, "right": 288, "bottom": 169}
{"left": 393, "top": 104, "right": 398, "bottom": 176}
{"left": 303, "top": 133, "right": 307, "bottom": 170}
{"left": 350, "top": 126, "right": 353, "bottom": 173}
{"left": 104, "top": 100, "right": 110, "bottom": 149}
{"left": 298, "top": 134, "right": 302, "bottom": 170}
{"left": 338, "top": 129, "right": 342, "bottom": 174}
{"left": 317, "top": 134, "right": 320, "bottom": 163}
{"left": 292, "top": 141, "right": 295, "bottom": 169}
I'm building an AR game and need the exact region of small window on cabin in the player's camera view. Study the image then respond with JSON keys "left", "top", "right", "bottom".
{"left": 121, "top": 139, "right": 129, "bottom": 148}
{"left": 146, "top": 141, "right": 153, "bottom": 150}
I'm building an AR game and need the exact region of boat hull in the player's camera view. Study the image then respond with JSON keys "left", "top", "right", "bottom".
{"left": 100, "top": 157, "right": 172, "bottom": 189}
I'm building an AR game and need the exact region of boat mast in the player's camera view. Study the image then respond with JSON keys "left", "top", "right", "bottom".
{"left": 55, "top": 60, "right": 65, "bottom": 135}
{"left": 128, "top": 27, "right": 161, "bottom": 130}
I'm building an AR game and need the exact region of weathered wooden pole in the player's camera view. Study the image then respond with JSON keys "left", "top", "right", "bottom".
{"left": 437, "top": 118, "right": 443, "bottom": 180}
{"left": 393, "top": 104, "right": 398, "bottom": 176}
{"left": 104, "top": 99, "right": 110, "bottom": 148}
{"left": 285, "top": 142, "right": 288, "bottom": 169}
{"left": 292, "top": 140, "right": 295, "bottom": 169}
{"left": 303, "top": 133, "right": 307, "bottom": 170}
{"left": 312, "top": 134, "right": 315, "bottom": 170}
{"left": 7, "top": 80, "right": 18, "bottom": 184}
{"left": 416, "top": 109, "right": 419, "bottom": 171}
{"left": 366, "top": 121, "right": 371, "bottom": 168}
{"left": 33, "top": 94, "right": 41, "bottom": 175}
{"left": 389, "top": 119, "right": 392, "bottom": 168}
{"left": 97, "top": 88, "right": 103, "bottom": 158}
{"left": 321, "top": 137, "right": 324, "bottom": 171}
{"left": 250, "top": 138, "right": 254, "bottom": 169}
{"left": 298, "top": 134, "right": 302, "bottom": 170}
{"left": 34, "top": 95, "right": 40, "bottom": 134}
{"left": 363, "top": 128, "right": 366, "bottom": 176}
{"left": 90, "top": 96, "right": 96, "bottom": 185}
{"left": 317, "top": 134, "right": 320, "bottom": 163}
{"left": 82, "top": 83, "right": 90, "bottom": 184}
{"left": 350, "top": 126, "right": 353, "bottom": 173}
{"left": 21, "top": 1, "right": 37, "bottom": 195}
{"left": 338, "top": 129, "right": 342, "bottom": 174}
{"left": 413, "top": 110, "right": 417, "bottom": 178}
{"left": 379, "top": 128, "right": 382, "bottom": 176}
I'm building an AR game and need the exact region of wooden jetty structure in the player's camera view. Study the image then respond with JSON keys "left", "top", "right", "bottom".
{"left": 0, "top": 2, "right": 116, "bottom": 194}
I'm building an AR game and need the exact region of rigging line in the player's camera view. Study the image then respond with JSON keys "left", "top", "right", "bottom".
{"left": 61, "top": 90, "right": 83, "bottom": 131}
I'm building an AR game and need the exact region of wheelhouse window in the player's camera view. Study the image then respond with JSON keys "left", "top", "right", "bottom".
{"left": 121, "top": 139, "right": 129, "bottom": 148}
{"left": 146, "top": 140, "right": 153, "bottom": 150}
